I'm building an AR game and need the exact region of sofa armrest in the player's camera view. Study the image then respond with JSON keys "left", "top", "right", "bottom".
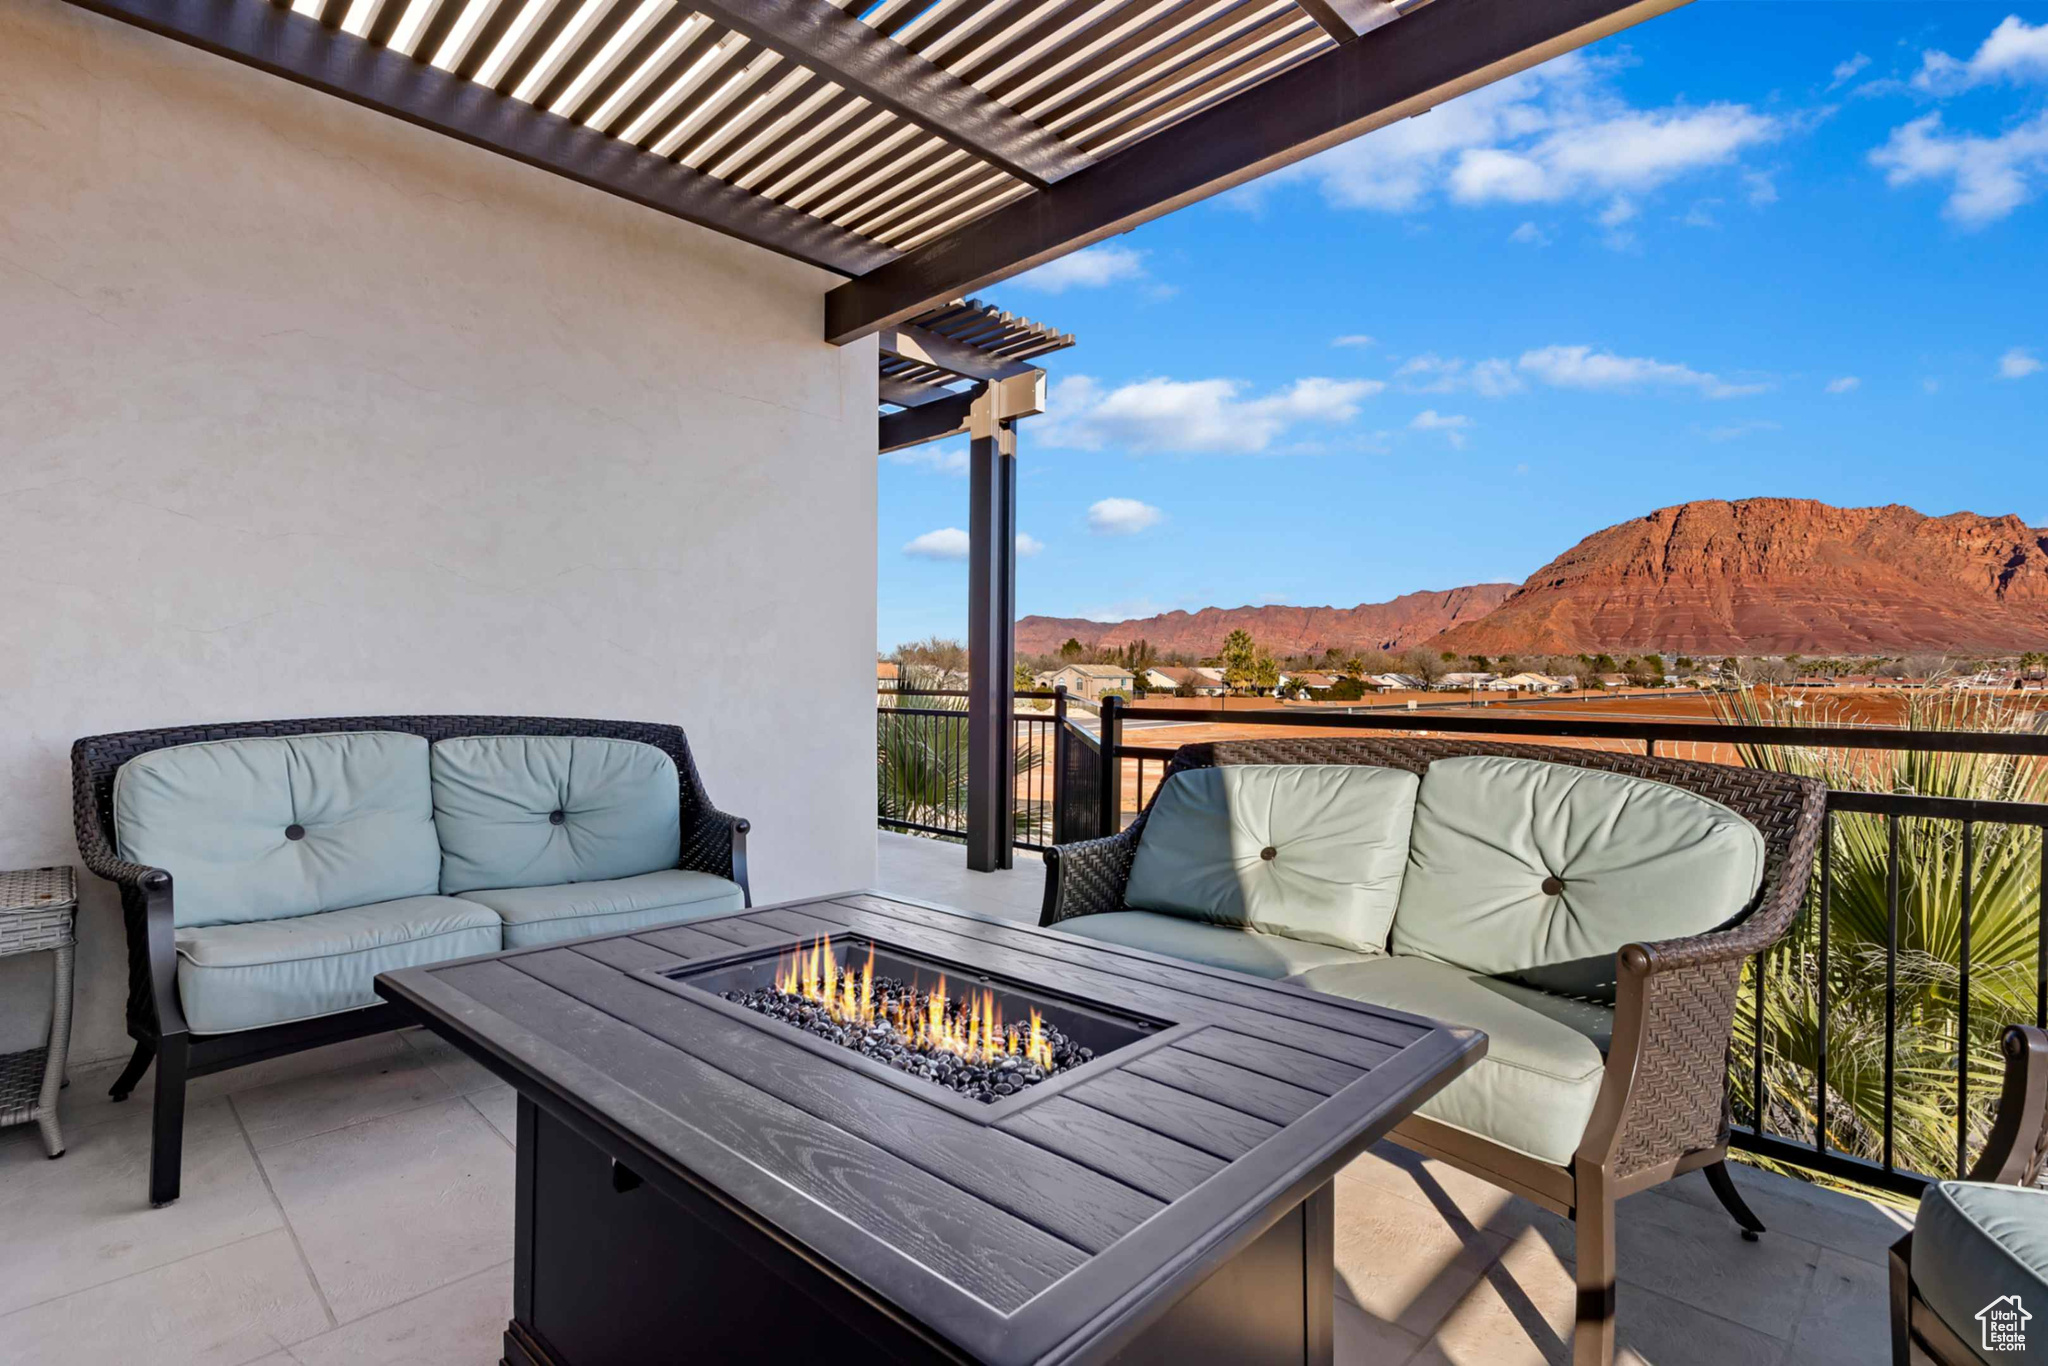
{"left": 1040, "top": 830, "right": 1140, "bottom": 927}
{"left": 1967, "top": 1024, "right": 2048, "bottom": 1184}
{"left": 681, "top": 805, "right": 751, "bottom": 907}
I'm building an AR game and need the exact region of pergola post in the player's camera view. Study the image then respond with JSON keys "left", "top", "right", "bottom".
{"left": 965, "top": 412, "right": 1017, "bottom": 873}
{"left": 962, "top": 371, "right": 1046, "bottom": 873}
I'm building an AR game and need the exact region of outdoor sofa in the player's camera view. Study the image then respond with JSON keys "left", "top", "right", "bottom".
{"left": 1040, "top": 737, "right": 1825, "bottom": 1366}
{"left": 1893, "top": 1023, "right": 2048, "bottom": 1365}
{"left": 72, "top": 715, "right": 750, "bottom": 1207}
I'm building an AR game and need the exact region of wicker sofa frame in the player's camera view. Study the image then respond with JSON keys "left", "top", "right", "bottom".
{"left": 1891, "top": 1023, "right": 2048, "bottom": 1365}
{"left": 1039, "top": 737, "right": 1827, "bottom": 1366}
{"left": 73, "top": 714, "right": 750, "bottom": 1208}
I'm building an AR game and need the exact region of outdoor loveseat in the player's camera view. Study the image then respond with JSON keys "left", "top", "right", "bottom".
{"left": 1893, "top": 1023, "right": 2048, "bottom": 1365}
{"left": 73, "top": 715, "right": 750, "bottom": 1207}
{"left": 1040, "top": 737, "right": 1825, "bottom": 1366}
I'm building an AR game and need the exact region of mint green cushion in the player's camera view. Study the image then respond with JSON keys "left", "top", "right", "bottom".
{"left": 457, "top": 869, "right": 745, "bottom": 948}
{"left": 174, "top": 895, "right": 500, "bottom": 1033}
{"left": 1054, "top": 910, "right": 1375, "bottom": 979}
{"left": 1914, "top": 1181, "right": 2048, "bottom": 1356}
{"left": 1123, "top": 764, "right": 1421, "bottom": 952}
{"left": 431, "top": 736, "right": 682, "bottom": 894}
{"left": 1291, "top": 956, "right": 1612, "bottom": 1164}
{"left": 1391, "top": 756, "right": 1766, "bottom": 997}
{"left": 115, "top": 732, "right": 441, "bottom": 928}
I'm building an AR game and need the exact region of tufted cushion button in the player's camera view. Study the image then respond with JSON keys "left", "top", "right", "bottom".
{"left": 548, "top": 809, "right": 567, "bottom": 826}
{"left": 1541, "top": 874, "right": 1566, "bottom": 896}
{"left": 285, "top": 824, "right": 306, "bottom": 841}
{"left": 1260, "top": 846, "right": 1278, "bottom": 861}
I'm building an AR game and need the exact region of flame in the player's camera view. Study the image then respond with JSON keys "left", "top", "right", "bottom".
{"left": 771, "top": 937, "right": 1054, "bottom": 1070}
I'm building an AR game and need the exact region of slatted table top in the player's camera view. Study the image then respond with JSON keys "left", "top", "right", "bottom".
{"left": 378, "top": 892, "right": 1483, "bottom": 1366}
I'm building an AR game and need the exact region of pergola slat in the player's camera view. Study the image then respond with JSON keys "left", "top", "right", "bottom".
{"left": 826, "top": 0, "right": 1687, "bottom": 341}
{"left": 683, "top": 0, "right": 1090, "bottom": 190}
{"left": 61, "top": 0, "right": 889, "bottom": 275}
{"left": 1295, "top": 0, "right": 1407, "bottom": 43}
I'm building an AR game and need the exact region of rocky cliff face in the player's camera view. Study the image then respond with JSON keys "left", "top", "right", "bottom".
{"left": 1431, "top": 499, "right": 2048, "bottom": 655}
{"left": 1014, "top": 584, "right": 1517, "bottom": 658}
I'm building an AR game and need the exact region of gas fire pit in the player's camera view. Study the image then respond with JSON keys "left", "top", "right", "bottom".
{"left": 377, "top": 893, "right": 1482, "bottom": 1366}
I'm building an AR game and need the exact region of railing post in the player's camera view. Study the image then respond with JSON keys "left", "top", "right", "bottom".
{"left": 1051, "top": 686, "right": 1068, "bottom": 843}
{"left": 1098, "top": 694, "right": 1123, "bottom": 837}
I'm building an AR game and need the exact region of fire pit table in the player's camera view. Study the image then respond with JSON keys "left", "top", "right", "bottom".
{"left": 377, "top": 892, "right": 1483, "bottom": 1366}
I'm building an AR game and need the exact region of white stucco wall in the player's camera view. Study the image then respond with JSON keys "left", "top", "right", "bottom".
{"left": 0, "top": 0, "right": 879, "bottom": 1064}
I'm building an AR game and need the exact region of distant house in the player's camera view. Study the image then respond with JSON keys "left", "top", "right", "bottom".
{"left": 1288, "top": 671, "right": 1339, "bottom": 691}
{"left": 1494, "top": 672, "right": 1566, "bottom": 693}
{"left": 1045, "top": 663, "right": 1135, "bottom": 700}
{"left": 876, "top": 661, "right": 899, "bottom": 691}
{"left": 1145, "top": 666, "right": 1226, "bottom": 696}
{"left": 1594, "top": 673, "right": 1630, "bottom": 690}
{"left": 1368, "top": 673, "right": 1429, "bottom": 692}
{"left": 1438, "top": 672, "right": 1498, "bottom": 690}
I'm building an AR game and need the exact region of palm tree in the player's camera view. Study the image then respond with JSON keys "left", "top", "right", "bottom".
{"left": 878, "top": 666, "right": 1046, "bottom": 840}
{"left": 1717, "top": 685, "right": 2046, "bottom": 1182}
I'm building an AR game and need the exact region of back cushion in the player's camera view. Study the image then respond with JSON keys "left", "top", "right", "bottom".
{"left": 1391, "top": 755, "right": 1767, "bottom": 995}
{"left": 432, "top": 736, "right": 682, "bottom": 893}
{"left": 113, "top": 731, "right": 440, "bottom": 928}
{"left": 1123, "top": 764, "right": 1421, "bottom": 953}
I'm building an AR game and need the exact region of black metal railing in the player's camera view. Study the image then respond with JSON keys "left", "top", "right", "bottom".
{"left": 1073, "top": 695, "right": 2048, "bottom": 1196}
{"left": 876, "top": 688, "right": 1066, "bottom": 852}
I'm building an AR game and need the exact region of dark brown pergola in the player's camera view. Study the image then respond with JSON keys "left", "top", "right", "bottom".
{"left": 68, "top": 0, "right": 1690, "bottom": 345}
{"left": 880, "top": 298, "right": 1074, "bottom": 872}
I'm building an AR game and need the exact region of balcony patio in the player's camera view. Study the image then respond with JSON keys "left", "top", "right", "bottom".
{"left": 0, "top": 832, "right": 1904, "bottom": 1366}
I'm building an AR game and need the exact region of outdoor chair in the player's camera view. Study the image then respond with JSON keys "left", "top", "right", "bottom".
{"left": 1039, "top": 737, "right": 1826, "bottom": 1366}
{"left": 72, "top": 715, "right": 750, "bottom": 1207}
{"left": 1892, "top": 1023, "right": 2048, "bottom": 1365}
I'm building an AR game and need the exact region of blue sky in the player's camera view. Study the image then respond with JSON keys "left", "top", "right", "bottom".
{"left": 877, "top": 1, "right": 2048, "bottom": 653}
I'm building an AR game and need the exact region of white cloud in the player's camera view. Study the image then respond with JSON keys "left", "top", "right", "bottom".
{"left": 1087, "top": 498, "right": 1164, "bottom": 536}
{"left": 1016, "top": 533, "right": 1045, "bottom": 557}
{"left": 1509, "top": 221, "right": 1551, "bottom": 245}
{"left": 1331, "top": 334, "right": 1376, "bottom": 348}
{"left": 1744, "top": 170, "right": 1780, "bottom": 207}
{"left": 1252, "top": 55, "right": 1784, "bottom": 232}
{"left": 1829, "top": 53, "right": 1872, "bottom": 90}
{"left": 1705, "top": 420, "right": 1782, "bottom": 443}
{"left": 1005, "top": 243, "right": 1149, "bottom": 293}
{"left": 1409, "top": 409, "right": 1474, "bottom": 449}
{"left": 903, "top": 528, "right": 969, "bottom": 560}
{"left": 1395, "top": 354, "right": 1525, "bottom": 397}
{"left": 2002, "top": 347, "right": 2044, "bottom": 379}
{"left": 1038, "top": 374, "right": 1383, "bottom": 454}
{"left": 1913, "top": 16, "right": 2048, "bottom": 93}
{"left": 880, "top": 441, "right": 967, "bottom": 474}
{"left": 1517, "top": 344, "right": 1768, "bottom": 399}
{"left": 1826, "top": 376, "right": 1861, "bottom": 394}
{"left": 1871, "top": 110, "right": 2048, "bottom": 225}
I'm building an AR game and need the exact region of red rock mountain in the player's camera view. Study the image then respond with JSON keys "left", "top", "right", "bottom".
{"left": 1432, "top": 499, "right": 2048, "bottom": 656}
{"left": 1014, "top": 585, "right": 1517, "bottom": 658}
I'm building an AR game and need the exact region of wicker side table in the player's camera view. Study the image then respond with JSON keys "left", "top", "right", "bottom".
{"left": 0, "top": 866, "right": 77, "bottom": 1158}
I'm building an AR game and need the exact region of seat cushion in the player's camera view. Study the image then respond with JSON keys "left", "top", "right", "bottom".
{"left": 457, "top": 869, "right": 745, "bottom": 948}
{"left": 1914, "top": 1180, "right": 2048, "bottom": 1356}
{"left": 175, "top": 895, "right": 500, "bottom": 1033}
{"left": 1054, "top": 910, "right": 1376, "bottom": 979}
{"left": 1391, "top": 755, "right": 1766, "bottom": 999}
{"left": 115, "top": 731, "right": 441, "bottom": 928}
{"left": 1123, "top": 764, "right": 1421, "bottom": 952}
{"left": 1290, "top": 956, "right": 1613, "bottom": 1164}
{"left": 431, "top": 736, "right": 682, "bottom": 894}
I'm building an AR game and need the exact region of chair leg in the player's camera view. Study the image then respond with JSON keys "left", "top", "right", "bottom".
{"left": 1703, "top": 1160, "right": 1765, "bottom": 1241}
{"left": 1573, "top": 1167, "right": 1617, "bottom": 1366}
{"left": 1889, "top": 1236, "right": 1914, "bottom": 1366}
{"left": 109, "top": 1039, "right": 155, "bottom": 1101}
{"left": 149, "top": 1033, "right": 189, "bottom": 1208}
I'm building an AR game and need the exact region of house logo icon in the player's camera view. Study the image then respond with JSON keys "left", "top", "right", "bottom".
{"left": 1979, "top": 1294, "right": 2032, "bottom": 1352}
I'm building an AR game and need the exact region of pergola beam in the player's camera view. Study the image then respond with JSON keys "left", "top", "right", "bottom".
{"left": 878, "top": 375, "right": 965, "bottom": 408}
{"left": 1295, "top": 0, "right": 1414, "bottom": 44}
{"left": 877, "top": 389, "right": 980, "bottom": 453}
{"left": 878, "top": 325, "right": 1039, "bottom": 383}
{"left": 824, "top": 0, "right": 1690, "bottom": 343}
{"left": 61, "top": 0, "right": 892, "bottom": 277}
{"left": 686, "top": 0, "right": 1090, "bottom": 191}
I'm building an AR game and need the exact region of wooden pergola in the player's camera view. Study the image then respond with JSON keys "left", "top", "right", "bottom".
{"left": 60, "top": 0, "right": 1690, "bottom": 868}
